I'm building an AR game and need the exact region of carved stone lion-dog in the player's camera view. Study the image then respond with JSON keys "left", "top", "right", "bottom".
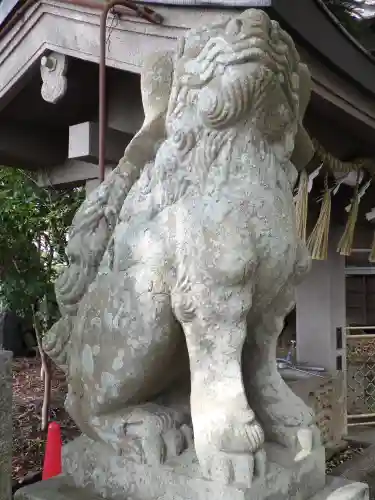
{"left": 43, "top": 9, "right": 317, "bottom": 487}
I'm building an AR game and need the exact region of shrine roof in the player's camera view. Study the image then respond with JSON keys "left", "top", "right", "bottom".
{"left": 1, "top": 0, "right": 374, "bottom": 103}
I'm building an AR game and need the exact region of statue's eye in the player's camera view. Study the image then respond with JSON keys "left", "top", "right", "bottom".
{"left": 226, "top": 18, "right": 243, "bottom": 36}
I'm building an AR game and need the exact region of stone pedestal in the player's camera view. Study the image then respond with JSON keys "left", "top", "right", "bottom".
{"left": 0, "top": 350, "right": 12, "bottom": 500}
{"left": 15, "top": 436, "right": 369, "bottom": 500}
{"left": 61, "top": 436, "right": 326, "bottom": 500}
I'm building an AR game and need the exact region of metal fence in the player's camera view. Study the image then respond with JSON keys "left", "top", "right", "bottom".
{"left": 346, "top": 326, "right": 375, "bottom": 426}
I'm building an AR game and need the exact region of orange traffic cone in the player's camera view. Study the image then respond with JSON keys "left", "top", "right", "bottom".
{"left": 42, "top": 422, "right": 62, "bottom": 480}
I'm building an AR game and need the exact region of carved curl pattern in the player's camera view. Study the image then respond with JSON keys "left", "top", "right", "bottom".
{"left": 168, "top": 9, "right": 301, "bottom": 142}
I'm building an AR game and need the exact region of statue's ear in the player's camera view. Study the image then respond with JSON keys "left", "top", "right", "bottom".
{"left": 141, "top": 50, "right": 174, "bottom": 125}
{"left": 122, "top": 51, "right": 174, "bottom": 167}
{"left": 290, "top": 63, "right": 315, "bottom": 172}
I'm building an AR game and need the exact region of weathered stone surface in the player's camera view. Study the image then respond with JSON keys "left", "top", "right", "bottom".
{"left": 42, "top": 8, "right": 318, "bottom": 487}
{"left": 0, "top": 349, "right": 12, "bottom": 500}
{"left": 35, "top": 6, "right": 367, "bottom": 500}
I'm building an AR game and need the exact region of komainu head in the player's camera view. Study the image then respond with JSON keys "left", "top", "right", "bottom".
{"left": 167, "top": 9, "right": 310, "bottom": 163}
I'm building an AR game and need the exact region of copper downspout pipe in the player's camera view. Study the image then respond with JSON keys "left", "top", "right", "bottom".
{"left": 99, "top": 1, "right": 163, "bottom": 182}
{"left": 0, "top": 0, "right": 163, "bottom": 183}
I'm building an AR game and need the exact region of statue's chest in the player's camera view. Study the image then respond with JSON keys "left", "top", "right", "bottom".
{"left": 112, "top": 202, "right": 176, "bottom": 275}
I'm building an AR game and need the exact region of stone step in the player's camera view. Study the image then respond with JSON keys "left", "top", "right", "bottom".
{"left": 14, "top": 476, "right": 102, "bottom": 500}
{"left": 14, "top": 474, "right": 369, "bottom": 500}
{"left": 310, "top": 476, "right": 369, "bottom": 499}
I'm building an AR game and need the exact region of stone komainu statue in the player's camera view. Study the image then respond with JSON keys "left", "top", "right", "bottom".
{"left": 43, "top": 9, "right": 318, "bottom": 487}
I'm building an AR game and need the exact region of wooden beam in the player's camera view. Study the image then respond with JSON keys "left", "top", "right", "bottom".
{"left": 69, "top": 122, "right": 132, "bottom": 164}
{"left": 37, "top": 160, "right": 113, "bottom": 188}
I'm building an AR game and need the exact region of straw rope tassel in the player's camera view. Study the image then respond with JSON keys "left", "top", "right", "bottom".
{"left": 337, "top": 174, "right": 360, "bottom": 256}
{"left": 294, "top": 169, "right": 309, "bottom": 243}
{"left": 307, "top": 174, "right": 331, "bottom": 260}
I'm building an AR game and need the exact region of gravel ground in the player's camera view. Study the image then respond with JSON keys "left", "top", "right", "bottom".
{"left": 12, "top": 357, "right": 79, "bottom": 482}
{"left": 326, "top": 444, "right": 365, "bottom": 474}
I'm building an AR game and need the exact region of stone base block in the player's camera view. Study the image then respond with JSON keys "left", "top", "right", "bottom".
{"left": 61, "top": 435, "right": 326, "bottom": 500}
{"left": 14, "top": 435, "right": 369, "bottom": 500}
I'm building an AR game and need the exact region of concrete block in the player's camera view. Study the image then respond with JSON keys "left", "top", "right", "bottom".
{"left": 0, "top": 350, "right": 12, "bottom": 500}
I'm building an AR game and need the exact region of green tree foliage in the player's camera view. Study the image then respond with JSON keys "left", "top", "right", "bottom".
{"left": 0, "top": 167, "right": 84, "bottom": 321}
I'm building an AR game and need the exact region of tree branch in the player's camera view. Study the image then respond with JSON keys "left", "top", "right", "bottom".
{"left": 32, "top": 306, "right": 52, "bottom": 432}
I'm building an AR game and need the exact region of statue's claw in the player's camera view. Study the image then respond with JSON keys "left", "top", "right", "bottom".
{"left": 121, "top": 404, "right": 193, "bottom": 464}
{"left": 195, "top": 412, "right": 265, "bottom": 487}
{"left": 200, "top": 447, "right": 266, "bottom": 487}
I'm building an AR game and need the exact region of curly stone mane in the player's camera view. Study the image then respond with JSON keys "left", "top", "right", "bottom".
{"left": 168, "top": 10, "right": 301, "bottom": 136}
{"left": 144, "top": 9, "right": 305, "bottom": 213}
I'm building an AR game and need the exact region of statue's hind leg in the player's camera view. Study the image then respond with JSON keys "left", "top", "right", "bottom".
{"left": 244, "top": 285, "right": 320, "bottom": 459}
{"left": 66, "top": 342, "right": 193, "bottom": 464}
{"left": 65, "top": 269, "right": 193, "bottom": 463}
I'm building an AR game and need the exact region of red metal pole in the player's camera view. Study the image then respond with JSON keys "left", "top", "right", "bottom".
{"left": 0, "top": 0, "right": 163, "bottom": 184}
{"left": 98, "top": 1, "right": 163, "bottom": 182}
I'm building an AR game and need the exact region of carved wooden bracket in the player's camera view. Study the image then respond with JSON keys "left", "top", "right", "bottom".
{"left": 40, "top": 53, "right": 68, "bottom": 104}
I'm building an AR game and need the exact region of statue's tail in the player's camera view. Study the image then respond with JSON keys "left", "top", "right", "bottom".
{"left": 55, "top": 163, "right": 140, "bottom": 317}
